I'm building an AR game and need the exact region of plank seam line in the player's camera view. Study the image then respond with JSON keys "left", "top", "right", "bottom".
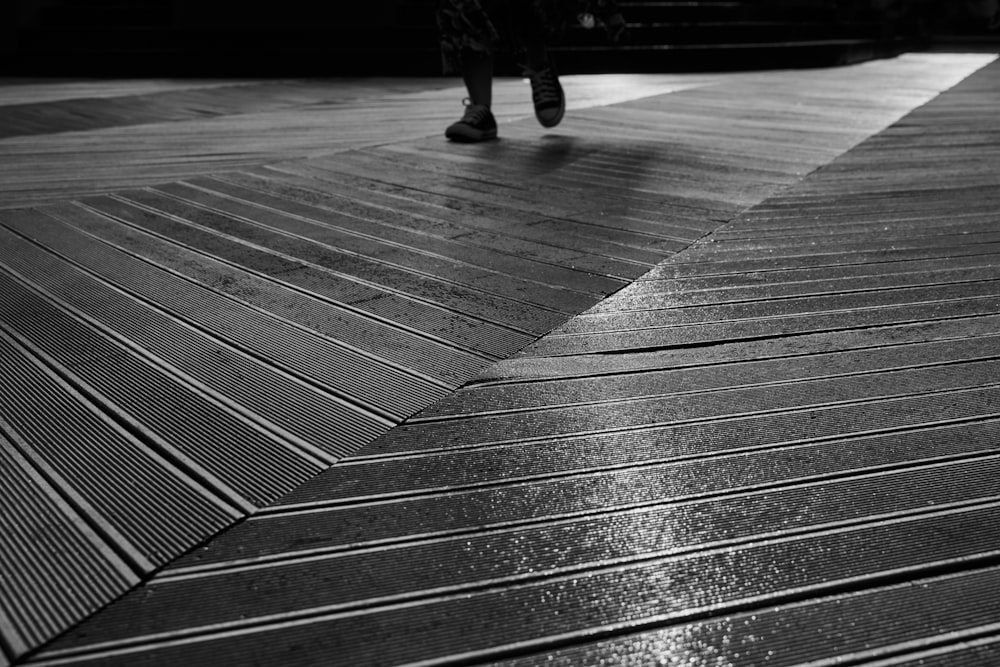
{"left": 102, "top": 189, "right": 544, "bottom": 341}
{"left": 548, "top": 290, "right": 1000, "bottom": 337}
{"left": 159, "top": 467, "right": 1000, "bottom": 581}
{"left": 0, "top": 261, "right": 336, "bottom": 468}
{"left": 727, "top": 209, "right": 1000, "bottom": 231}
{"left": 522, "top": 310, "right": 1000, "bottom": 358}
{"left": 0, "top": 221, "right": 400, "bottom": 427}
{"left": 310, "top": 151, "right": 723, "bottom": 241}
{"left": 340, "top": 386, "right": 1000, "bottom": 463}
{"left": 589, "top": 277, "right": 1000, "bottom": 314}
{"left": 665, "top": 244, "right": 1000, "bottom": 268}
{"left": 172, "top": 489, "right": 1000, "bottom": 585}
{"left": 247, "top": 166, "right": 658, "bottom": 273}
{"left": 149, "top": 181, "right": 602, "bottom": 305}
{"left": 261, "top": 418, "right": 1000, "bottom": 515}
{"left": 271, "top": 435, "right": 1000, "bottom": 511}
{"left": 809, "top": 630, "right": 1000, "bottom": 667}
{"left": 171, "top": 451, "right": 1000, "bottom": 576}
{"left": 266, "top": 430, "right": 1000, "bottom": 515}
{"left": 0, "top": 600, "right": 24, "bottom": 664}
{"left": 464, "top": 326, "right": 1000, "bottom": 388}
{"left": 645, "top": 244, "right": 1000, "bottom": 277}
{"left": 0, "top": 418, "right": 146, "bottom": 578}
{"left": 0, "top": 382, "right": 147, "bottom": 574}
{"left": 342, "top": 404, "right": 1000, "bottom": 466}
{"left": 272, "top": 157, "right": 716, "bottom": 226}
{"left": 360, "top": 556, "right": 1000, "bottom": 667}
{"left": 176, "top": 174, "right": 626, "bottom": 295}
{"left": 407, "top": 354, "right": 1000, "bottom": 423}
{"left": 696, "top": 228, "right": 1000, "bottom": 250}
{"left": 71, "top": 508, "right": 1000, "bottom": 654}
{"left": 24, "top": 205, "right": 455, "bottom": 392}
{"left": 32, "top": 528, "right": 1000, "bottom": 664}
{"left": 702, "top": 224, "right": 1000, "bottom": 243}
{"left": 70, "top": 199, "right": 498, "bottom": 362}
{"left": 0, "top": 79, "right": 305, "bottom": 139}
{"left": 624, "top": 262, "right": 1000, "bottom": 295}
{"left": 0, "top": 275, "right": 257, "bottom": 515}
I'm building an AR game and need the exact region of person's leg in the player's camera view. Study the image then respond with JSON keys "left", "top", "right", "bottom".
{"left": 437, "top": 0, "right": 501, "bottom": 141}
{"left": 511, "top": 0, "right": 565, "bottom": 128}
{"left": 509, "top": 0, "right": 549, "bottom": 69}
{"left": 462, "top": 51, "right": 494, "bottom": 108}
{"left": 446, "top": 49, "right": 499, "bottom": 142}
{"left": 522, "top": 41, "right": 549, "bottom": 73}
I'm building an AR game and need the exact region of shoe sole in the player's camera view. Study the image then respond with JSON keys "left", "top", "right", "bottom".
{"left": 445, "top": 128, "right": 498, "bottom": 143}
{"left": 537, "top": 103, "right": 564, "bottom": 128}
{"left": 535, "top": 82, "right": 565, "bottom": 128}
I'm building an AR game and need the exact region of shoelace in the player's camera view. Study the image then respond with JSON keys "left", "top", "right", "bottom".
{"left": 526, "top": 67, "right": 560, "bottom": 106}
{"left": 461, "top": 99, "right": 491, "bottom": 124}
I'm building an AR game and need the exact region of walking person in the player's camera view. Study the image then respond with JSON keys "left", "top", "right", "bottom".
{"left": 436, "top": 0, "right": 626, "bottom": 142}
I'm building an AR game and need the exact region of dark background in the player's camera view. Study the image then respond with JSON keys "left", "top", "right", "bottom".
{"left": 3, "top": 0, "right": 998, "bottom": 77}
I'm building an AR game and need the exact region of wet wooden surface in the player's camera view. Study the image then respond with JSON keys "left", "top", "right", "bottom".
{"left": 1, "top": 52, "right": 998, "bottom": 665}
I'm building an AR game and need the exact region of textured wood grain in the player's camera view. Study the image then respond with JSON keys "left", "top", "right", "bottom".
{"left": 1, "top": 52, "right": 997, "bottom": 665}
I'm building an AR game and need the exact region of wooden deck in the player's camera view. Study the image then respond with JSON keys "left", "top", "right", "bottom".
{"left": 1, "top": 52, "right": 999, "bottom": 666}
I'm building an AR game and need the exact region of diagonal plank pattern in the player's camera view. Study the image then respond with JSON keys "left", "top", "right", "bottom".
{"left": 0, "top": 53, "right": 997, "bottom": 665}
{"left": 0, "top": 74, "right": 713, "bottom": 210}
{"left": 13, "top": 54, "right": 1000, "bottom": 666}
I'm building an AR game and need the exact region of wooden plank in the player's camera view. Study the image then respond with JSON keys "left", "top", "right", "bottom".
{"left": 162, "top": 419, "right": 1000, "bottom": 569}
{"left": 8, "top": 53, "right": 1000, "bottom": 665}
{"left": 0, "top": 427, "right": 138, "bottom": 658}
{"left": 0, "top": 270, "right": 325, "bottom": 508}
{"left": 38, "top": 504, "right": 1000, "bottom": 666}
{"left": 418, "top": 335, "right": 1000, "bottom": 419}
{"left": 40, "top": 456, "right": 1000, "bottom": 651}
{"left": 37, "top": 200, "right": 488, "bottom": 386}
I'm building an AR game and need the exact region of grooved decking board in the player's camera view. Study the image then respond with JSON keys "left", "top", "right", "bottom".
{"left": 351, "top": 362, "right": 1000, "bottom": 457}
{"left": 0, "top": 80, "right": 461, "bottom": 139}
{"left": 0, "top": 227, "right": 391, "bottom": 457}
{"left": 608, "top": 256, "right": 1000, "bottom": 308}
{"left": 639, "top": 242, "right": 1000, "bottom": 280}
{"left": 0, "top": 429, "right": 138, "bottom": 660}
{"left": 209, "top": 164, "right": 658, "bottom": 277}
{"left": 557, "top": 281, "right": 1000, "bottom": 333}
{"left": 522, "top": 296, "right": 1000, "bottom": 356}
{"left": 166, "top": 419, "right": 1000, "bottom": 569}
{"left": 36, "top": 505, "right": 1000, "bottom": 666}
{"left": 413, "top": 335, "right": 1000, "bottom": 418}
{"left": 41, "top": 456, "right": 1000, "bottom": 650}
{"left": 279, "top": 414, "right": 1000, "bottom": 509}
{"left": 112, "top": 186, "right": 585, "bottom": 325}
{"left": 35, "top": 199, "right": 487, "bottom": 385}
{"left": 488, "top": 568, "right": 1000, "bottom": 667}
{"left": 6, "top": 53, "right": 999, "bottom": 665}
{"left": 74, "top": 193, "right": 538, "bottom": 357}
{"left": 864, "top": 639, "right": 1000, "bottom": 667}
{"left": 0, "top": 208, "right": 446, "bottom": 419}
{"left": 477, "top": 315, "right": 1000, "bottom": 383}
{"left": 0, "top": 74, "right": 722, "bottom": 208}
{"left": 145, "top": 179, "right": 618, "bottom": 306}
{"left": 0, "top": 270, "right": 325, "bottom": 506}
{"left": 0, "top": 328, "right": 239, "bottom": 567}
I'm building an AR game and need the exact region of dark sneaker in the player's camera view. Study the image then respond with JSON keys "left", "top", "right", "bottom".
{"left": 445, "top": 101, "right": 498, "bottom": 142}
{"left": 524, "top": 60, "right": 565, "bottom": 128}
